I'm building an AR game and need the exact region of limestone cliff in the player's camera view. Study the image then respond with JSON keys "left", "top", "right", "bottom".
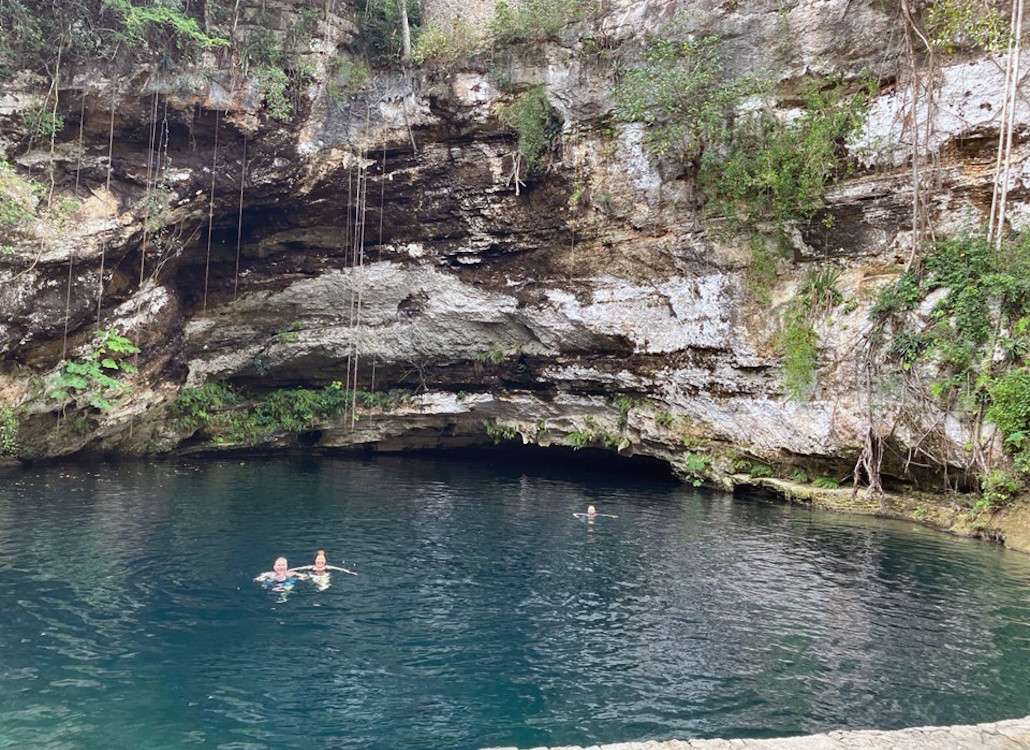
{"left": 2, "top": 0, "right": 1029, "bottom": 546}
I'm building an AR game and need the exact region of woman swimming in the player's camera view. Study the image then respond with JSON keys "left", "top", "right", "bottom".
{"left": 289, "top": 550, "right": 358, "bottom": 590}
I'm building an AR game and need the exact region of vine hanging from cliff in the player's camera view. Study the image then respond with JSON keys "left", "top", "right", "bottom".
{"left": 865, "top": 229, "right": 1030, "bottom": 508}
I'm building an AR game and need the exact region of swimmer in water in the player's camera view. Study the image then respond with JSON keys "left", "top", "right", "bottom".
{"left": 255, "top": 557, "right": 306, "bottom": 587}
{"left": 573, "top": 504, "right": 617, "bottom": 520}
{"left": 256, "top": 556, "right": 307, "bottom": 601}
{"left": 290, "top": 550, "right": 358, "bottom": 579}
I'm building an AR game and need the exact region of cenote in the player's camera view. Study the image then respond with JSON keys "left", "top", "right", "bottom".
{"left": 2, "top": 453, "right": 1030, "bottom": 750}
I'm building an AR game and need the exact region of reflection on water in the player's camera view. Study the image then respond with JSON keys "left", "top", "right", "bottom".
{"left": 1, "top": 455, "right": 1029, "bottom": 749}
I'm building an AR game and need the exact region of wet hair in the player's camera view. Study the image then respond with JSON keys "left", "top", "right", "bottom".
{"left": 313, "top": 549, "right": 327, "bottom": 565}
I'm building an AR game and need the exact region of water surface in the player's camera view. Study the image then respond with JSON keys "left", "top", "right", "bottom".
{"left": 1, "top": 454, "right": 1029, "bottom": 749}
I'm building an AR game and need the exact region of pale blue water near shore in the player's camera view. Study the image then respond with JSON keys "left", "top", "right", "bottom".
{"left": 1, "top": 453, "right": 1029, "bottom": 749}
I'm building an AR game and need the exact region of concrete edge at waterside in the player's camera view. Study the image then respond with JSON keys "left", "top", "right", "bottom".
{"left": 483, "top": 715, "right": 1030, "bottom": 750}
{"left": 737, "top": 476, "right": 1030, "bottom": 556}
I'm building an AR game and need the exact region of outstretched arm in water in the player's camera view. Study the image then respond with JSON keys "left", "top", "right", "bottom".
{"left": 323, "top": 565, "right": 358, "bottom": 576}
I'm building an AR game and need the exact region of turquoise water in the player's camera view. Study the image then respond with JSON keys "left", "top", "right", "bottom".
{"left": 1, "top": 453, "right": 1030, "bottom": 749}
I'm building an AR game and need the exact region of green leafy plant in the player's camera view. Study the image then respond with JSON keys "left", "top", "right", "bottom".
{"left": 500, "top": 86, "right": 562, "bottom": 175}
{"left": 681, "top": 451, "right": 710, "bottom": 487}
{"left": 870, "top": 271, "right": 922, "bottom": 321}
{"left": 567, "top": 428, "right": 592, "bottom": 450}
{"left": 183, "top": 382, "right": 398, "bottom": 444}
{"left": 240, "top": 25, "right": 281, "bottom": 74}
{"left": 800, "top": 266, "right": 844, "bottom": 314}
{"left": 700, "top": 80, "right": 871, "bottom": 228}
{"left": 258, "top": 66, "right": 292, "bottom": 123}
{"left": 488, "top": 0, "right": 591, "bottom": 43}
{"left": 0, "top": 406, "right": 18, "bottom": 456}
{"left": 778, "top": 265, "right": 844, "bottom": 400}
{"left": 472, "top": 348, "right": 506, "bottom": 365}
{"left": 926, "top": 0, "right": 1009, "bottom": 53}
{"left": 23, "top": 105, "right": 63, "bottom": 140}
{"left": 104, "top": 0, "right": 229, "bottom": 63}
{"left": 654, "top": 410, "right": 675, "bottom": 427}
{"left": 485, "top": 420, "right": 518, "bottom": 443}
{"left": 412, "top": 21, "right": 481, "bottom": 68}
{"left": 355, "top": 0, "right": 422, "bottom": 65}
{"left": 48, "top": 329, "right": 140, "bottom": 411}
{"left": 813, "top": 476, "right": 840, "bottom": 489}
{"left": 169, "top": 382, "right": 241, "bottom": 430}
{"left": 780, "top": 307, "right": 819, "bottom": 401}
{"left": 873, "top": 232, "right": 1030, "bottom": 437}
{"left": 276, "top": 320, "right": 305, "bottom": 344}
{"left": 614, "top": 35, "right": 757, "bottom": 164}
{"left": 789, "top": 468, "right": 810, "bottom": 483}
{"left": 611, "top": 394, "right": 633, "bottom": 427}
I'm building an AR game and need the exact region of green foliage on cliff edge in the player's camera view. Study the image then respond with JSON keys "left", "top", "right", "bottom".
{"left": 613, "top": 36, "right": 757, "bottom": 166}
{"left": 349, "top": 0, "right": 422, "bottom": 65}
{"left": 0, "top": 407, "right": 19, "bottom": 457}
{"left": 48, "top": 329, "right": 140, "bottom": 412}
{"left": 499, "top": 86, "right": 563, "bottom": 175}
{"left": 0, "top": 0, "right": 227, "bottom": 75}
{"left": 871, "top": 230, "right": 1030, "bottom": 508}
{"left": 700, "top": 81, "right": 872, "bottom": 228}
{"left": 489, "top": 0, "right": 592, "bottom": 44}
{"left": 173, "top": 381, "right": 400, "bottom": 445}
{"left": 614, "top": 34, "right": 870, "bottom": 230}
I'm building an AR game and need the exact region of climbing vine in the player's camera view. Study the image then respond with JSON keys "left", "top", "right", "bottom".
{"left": 868, "top": 229, "right": 1030, "bottom": 508}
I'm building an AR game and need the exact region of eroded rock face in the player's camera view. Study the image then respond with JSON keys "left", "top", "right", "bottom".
{"left": 0, "top": 0, "right": 1023, "bottom": 496}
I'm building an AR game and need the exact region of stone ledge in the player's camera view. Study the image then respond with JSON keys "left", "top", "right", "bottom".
{"left": 482, "top": 716, "right": 1030, "bottom": 750}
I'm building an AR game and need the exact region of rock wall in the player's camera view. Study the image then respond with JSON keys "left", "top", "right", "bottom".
{"left": 1, "top": 0, "right": 1029, "bottom": 538}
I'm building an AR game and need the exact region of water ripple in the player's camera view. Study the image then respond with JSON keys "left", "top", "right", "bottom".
{"left": 1, "top": 458, "right": 1029, "bottom": 749}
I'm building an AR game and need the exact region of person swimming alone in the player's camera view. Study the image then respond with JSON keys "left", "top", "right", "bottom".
{"left": 573, "top": 504, "right": 617, "bottom": 520}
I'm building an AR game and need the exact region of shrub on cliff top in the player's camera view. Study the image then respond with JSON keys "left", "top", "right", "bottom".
{"left": 0, "top": 0, "right": 227, "bottom": 75}
{"left": 351, "top": 0, "right": 422, "bottom": 65}
{"left": 489, "top": 0, "right": 592, "bottom": 44}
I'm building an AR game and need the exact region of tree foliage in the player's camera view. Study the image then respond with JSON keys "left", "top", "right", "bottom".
{"left": 614, "top": 36, "right": 757, "bottom": 165}
{"left": 0, "top": 0, "right": 227, "bottom": 75}
{"left": 870, "top": 230, "right": 1030, "bottom": 507}
{"left": 700, "top": 82, "right": 870, "bottom": 227}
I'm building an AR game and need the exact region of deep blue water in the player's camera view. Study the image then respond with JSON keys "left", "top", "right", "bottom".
{"left": 1, "top": 453, "right": 1029, "bottom": 750}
